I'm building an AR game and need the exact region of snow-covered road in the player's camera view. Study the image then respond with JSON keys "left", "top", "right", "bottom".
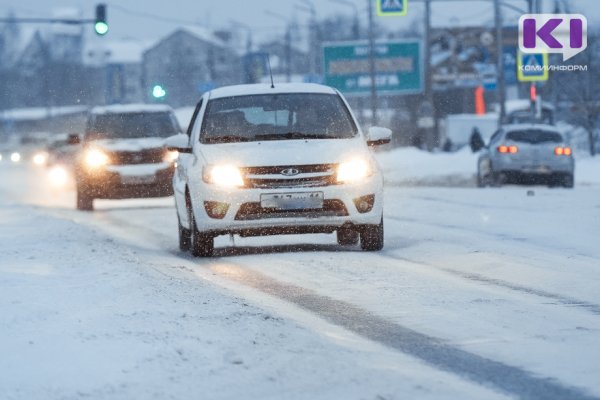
{"left": 1, "top": 163, "right": 599, "bottom": 400}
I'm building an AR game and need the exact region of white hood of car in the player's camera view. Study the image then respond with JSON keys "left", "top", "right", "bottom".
{"left": 201, "top": 138, "right": 369, "bottom": 167}
{"left": 88, "top": 138, "right": 166, "bottom": 152}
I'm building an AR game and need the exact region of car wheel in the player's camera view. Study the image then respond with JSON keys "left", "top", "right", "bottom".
{"left": 337, "top": 228, "right": 359, "bottom": 246}
{"left": 76, "top": 185, "right": 94, "bottom": 211}
{"left": 490, "top": 172, "right": 502, "bottom": 187}
{"left": 178, "top": 218, "right": 191, "bottom": 251}
{"left": 190, "top": 212, "right": 214, "bottom": 257}
{"left": 563, "top": 173, "right": 574, "bottom": 188}
{"left": 476, "top": 169, "right": 486, "bottom": 188}
{"left": 360, "top": 217, "right": 384, "bottom": 251}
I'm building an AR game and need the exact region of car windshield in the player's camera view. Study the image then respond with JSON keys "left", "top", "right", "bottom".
{"left": 506, "top": 130, "right": 563, "bottom": 144}
{"left": 200, "top": 93, "right": 357, "bottom": 143}
{"left": 86, "top": 112, "right": 180, "bottom": 140}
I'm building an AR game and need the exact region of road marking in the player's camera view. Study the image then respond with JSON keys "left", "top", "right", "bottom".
{"left": 209, "top": 261, "right": 598, "bottom": 400}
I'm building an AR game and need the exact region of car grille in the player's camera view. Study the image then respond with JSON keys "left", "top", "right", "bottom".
{"left": 110, "top": 148, "right": 164, "bottom": 165}
{"left": 235, "top": 200, "right": 348, "bottom": 221}
{"left": 241, "top": 164, "right": 337, "bottom": 188}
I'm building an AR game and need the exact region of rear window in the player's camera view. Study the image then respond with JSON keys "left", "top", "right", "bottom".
{"left": 86, "top": 112, "right": 180, "bottom": 140}
{"left": 506, "top": 130, "right": 562, "bottom": 144}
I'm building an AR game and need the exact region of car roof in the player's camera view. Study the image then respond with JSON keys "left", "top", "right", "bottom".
{"left": 90, "top": 104, "right": 174, "bottom": 115}
{"left": 501, "top": 123, "right": 561, "bottom": 133}
{"left": 207, "top": 83, "right": 338, "bottom": 100}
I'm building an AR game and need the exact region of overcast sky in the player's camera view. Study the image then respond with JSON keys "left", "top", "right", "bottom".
{"left": 0, "top": 0, "right": 598, "bottom": 45}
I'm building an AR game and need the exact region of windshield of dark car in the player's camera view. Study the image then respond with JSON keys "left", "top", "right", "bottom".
{"left": 200, "top": 93, "right": 357, "bottom": 143}
{"left": 86, "top": 112, "right": 180, "bottom": 140}
{"left": 505, "top": 130, "right": 563, "bottom": 144}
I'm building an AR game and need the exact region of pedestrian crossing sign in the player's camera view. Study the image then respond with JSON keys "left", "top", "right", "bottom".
{"left": 517, "top": 51, "right": 549, "bottom": 82}
{"left": 377, "top": 0, "right": 408, "bottom": 17}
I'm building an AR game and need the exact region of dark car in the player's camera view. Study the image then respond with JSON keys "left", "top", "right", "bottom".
{"left": 74, "top": 104, "right": 182, "bottom": 210}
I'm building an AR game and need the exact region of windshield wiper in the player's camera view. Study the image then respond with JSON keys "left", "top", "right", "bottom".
{"left": 203, "top": 135, "right": 251, "bottom": 144}
{"left": 255, "top": 132, "right": 332, "bottom": 141}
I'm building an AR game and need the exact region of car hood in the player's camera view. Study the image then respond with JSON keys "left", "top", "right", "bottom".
{"left": 200, "top": 138, "right": 369, "bottom": 167}
{"left": 87, "top": 138, "right": 166, "bottom": 153}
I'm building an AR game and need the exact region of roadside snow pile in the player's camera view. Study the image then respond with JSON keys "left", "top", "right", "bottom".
{"left": 576, "top": 155, "right": 600, "bottom": 186}
{"left": 376, "top": 147, "right": 477, "bottom": 187}
{"left": 376, "top": 147, "right": 600, "bottom": 187}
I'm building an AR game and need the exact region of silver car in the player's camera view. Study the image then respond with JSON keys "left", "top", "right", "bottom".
{"left": 477, "top": 124, "right": 575, "bottom": 188}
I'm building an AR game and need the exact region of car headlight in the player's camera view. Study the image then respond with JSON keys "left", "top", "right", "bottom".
{"left": 203, "top": 165, "right": 244, "bottom": 187}
{"left": 10, "top": 152, "right": 21, "bottom": 163}
{"left": 84, "top": 149, "right": 109, "bottom": 168}
{"left": 48, "top": 165, "right": 69, "bottom": 187}
{"left": 337, "top": 158, "right": 371, "bottom": 183}
{"left": 163, "top": 150, "right": 179, "bottom": 163}
{"left": 32, "top": 151, "right": 49, "bottom": 166}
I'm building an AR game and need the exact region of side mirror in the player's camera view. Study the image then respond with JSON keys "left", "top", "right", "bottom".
{"left": 67, "top": 133, "right": 81, "bottom": 146}
{"left": 164, "top": 133, "right": 192, "bottom": 153}
{"left": 366, "top": 126, "right": 392, "bottom": 146}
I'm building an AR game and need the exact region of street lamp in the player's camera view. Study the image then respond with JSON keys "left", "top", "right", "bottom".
{"left": 264, "top": 10, "right": 292, "bottom": 82}
{"left": 295, "top": 1, "right": 319, "bottom": 75}
{"left": 230, "top": 19, "right": 253, "bottom": 53}
{"left": 328, "top": 0, "right": 360, "bottom": 39}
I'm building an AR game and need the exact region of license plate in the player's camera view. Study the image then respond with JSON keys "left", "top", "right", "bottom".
{"left": 260, "top": 192, "right": 324, "bottom": 210}
{"left": 121, "top": 175, "right": 156, "bottom": 185}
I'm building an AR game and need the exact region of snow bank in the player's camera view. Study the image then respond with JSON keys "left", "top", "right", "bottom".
{"left": 376, "top": 147, "right": 600, "bottom": 187}
{"left": 375, "top": 147, "right": 478, "bottom": 187}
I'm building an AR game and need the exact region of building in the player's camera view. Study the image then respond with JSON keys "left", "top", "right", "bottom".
{"left": 84, "top": 39, "right": 150, "bottom": 105}
{"left": 142, "top": 26, "right": 241, "bottom": 107}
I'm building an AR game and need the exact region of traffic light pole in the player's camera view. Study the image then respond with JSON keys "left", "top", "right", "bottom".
{"left": 0, "top": 18, "right": 95, "bottom": 24}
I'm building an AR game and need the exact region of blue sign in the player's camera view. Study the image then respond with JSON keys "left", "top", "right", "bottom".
{"left": 197, "top": 81, "right": 217, "bottom": 93}
{"left": 377, "top": 0, "right": 408, "bottom": 17}
{"left": 517, "top": 52, "right": 548, "bottom": 82}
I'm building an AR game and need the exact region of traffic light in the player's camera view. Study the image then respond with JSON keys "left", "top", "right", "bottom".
{"left": 94, "top": 4, "right": 108, "bottom": 36}
{"left": 152, "top": 85, "right": 167, "bottom": 99}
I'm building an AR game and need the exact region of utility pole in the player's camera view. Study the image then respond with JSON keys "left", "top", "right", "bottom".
{"left": 494, "top": 0, "right": 506, "bottom": 125}
{"left": 424, "top": 0, "right": 432, "bottom": 105}
{"left": 367, "top": 0, "right": 378, "bottom": 126}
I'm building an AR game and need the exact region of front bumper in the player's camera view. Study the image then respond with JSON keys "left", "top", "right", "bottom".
{"left": 183, "top": 173, "right": 383, "bottom": 235}
{"left": 77, "top": 163, "right": 175, "bottom": 199}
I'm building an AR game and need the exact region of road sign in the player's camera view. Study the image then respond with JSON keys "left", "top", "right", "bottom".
{"left": 517, "top": 52, "right": 549, "bottom": 82}
{"left": 323, "top": 39, "right": 422, "bottom": 96}
{"left": 377, "top": 0, "right": 408, "bottom": 17}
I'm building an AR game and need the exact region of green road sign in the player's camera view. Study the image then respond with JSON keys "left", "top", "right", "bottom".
{"left": 323, "top": 39, "right": 422, "bottom": 96}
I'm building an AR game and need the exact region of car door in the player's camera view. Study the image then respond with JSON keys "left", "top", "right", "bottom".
{"left": 174, "top": 98, "right": 204, "bottom": 226}
{"left": 479, "top": 129, "right": 502, "bottom": 176}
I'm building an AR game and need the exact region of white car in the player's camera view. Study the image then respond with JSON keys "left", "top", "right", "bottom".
{"left": 476, "top": 124, "right": 575, "bottom": 188}
{"left": 165, "top": 83, "right": 391, "bottom": 257}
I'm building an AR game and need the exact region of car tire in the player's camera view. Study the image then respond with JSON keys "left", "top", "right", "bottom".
{"left": 563, "top": 173, "right": 574, "bottom": 189}
{"left": 337, "top": 228, "right": 359, "bottom": 246}
{"left": 190, "top": 212, "right": 214, "bottom": 257}
{"left": 490, "top": 172, "right": 502, "bottom": 187}
{"left": 360, "top": 218, "right": 384, "bottom": 251}
{"left": 178, "top": 218, "right": 191, "bottom": 251}
{"left": 476, "top": 170, "right": 485, "bottom": 188}
{"left": 76, "top": 186, "right": 94, "bottom": 211}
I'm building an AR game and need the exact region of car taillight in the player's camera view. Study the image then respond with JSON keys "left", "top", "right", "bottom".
{"left": 555, "top": 147, "right": 572, "bottom": 156}
{"left": 497, "top": 145, "right": 518, "bottom": 154}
